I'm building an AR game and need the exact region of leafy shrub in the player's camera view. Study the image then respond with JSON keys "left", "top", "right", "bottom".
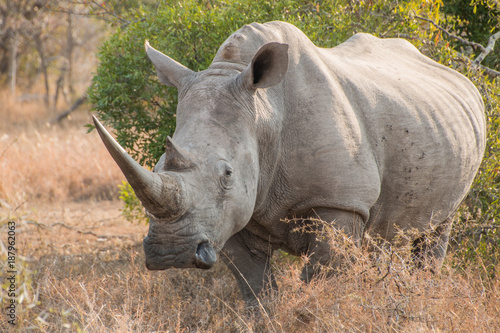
{"left": 442, "top": 0, "right": 500, "bottom": 70}
{"left": 118, "top": 181, "right": 147, "bottom": 223}
{"left": 451, "top": 73, "right": 500, "bottom": 279}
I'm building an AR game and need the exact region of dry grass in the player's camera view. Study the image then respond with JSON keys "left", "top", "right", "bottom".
{"left": 3, "top": 216, "right": 500, "bottom": 332}
{"left": 0, "top": 92, "right": 124, "bottom": 205}
{"left": 1, "top": 93, "right": 499, "bottom": 332}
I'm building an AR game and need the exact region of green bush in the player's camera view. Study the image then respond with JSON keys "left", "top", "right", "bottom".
{"left": 452, "top": 73, "right": 500, "bottom": 278}
{"left": 89, "top": 0, "right": 500, "bottom": 274}
{"left": 118, "top": 181, "right": 148, "bottom": 223}
{"left": 442, "top": 0, "right": 500, "bottom": 70}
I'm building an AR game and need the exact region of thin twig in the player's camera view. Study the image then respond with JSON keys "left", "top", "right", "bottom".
{"left": 25, "top": 220, "right": 132, "bottom": 239}
{"left": 90, "top": 1, "right": 130, "bottom": 25}
{"left": 199, "top": 285, "right": 251, "bottom": 330}
{"left": 478, "top": 64, "right": 500, "bottom": 77}
{"left": 454, "top": 53, "right": 500, "bottom": 78}
{"left": 375, "top": 249, "right": 394, "bottom": 286}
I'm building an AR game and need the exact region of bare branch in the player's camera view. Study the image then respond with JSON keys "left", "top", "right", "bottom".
{"left": 478, "top": 63, "right": 500, "bottom": 78}
{"left": 90, "top": 0, "right": 130, "bottom": 25}
{"left": 0, "top": 138, "right": 17, "bottom": 162}
{"left": 414, "top": 15, "right": 486, "bottom": 52}
{"left": 473, "top": 30, "right": 500, "bottom": 67}
{"left": 48, "top": 1, "right": 130, "bottom": 25}
{"left": 50, "top": 92, "right": 88, "bottom": 125}
{"left": 414, "top": 15, "right": 500, "bottom": 77}
{"left": 49, "top": 8, "right": 115, "bottom": 24}
{"left": 25, "top": 220, "right": 132, "bottom": 240}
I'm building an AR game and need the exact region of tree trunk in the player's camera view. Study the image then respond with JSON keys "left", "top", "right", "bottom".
{"left": 8, "top": 30, "right": 18, "bottom": 97}
{"left": 34, "top": 32, "right": 49, "bottom": 107}
{"left": 66, "top": 12, "right": 74, "bottom": 96}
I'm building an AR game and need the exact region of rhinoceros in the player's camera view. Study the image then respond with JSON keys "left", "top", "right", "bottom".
{"left": 93, "top": 21, "right": 485, "bottom": 304}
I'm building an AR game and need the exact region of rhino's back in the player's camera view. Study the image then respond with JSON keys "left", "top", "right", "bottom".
{"left": 258, "top": 28, "right": 486, "bottom": 238}
{"left": 321, "top": 34, "right": 485, "bottom": 238}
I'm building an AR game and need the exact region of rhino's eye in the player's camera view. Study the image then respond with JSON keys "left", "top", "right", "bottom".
{"left": 217, "top": 160, "right": 234, "bottom": 190}
{"left": 222, "top": 165, "right": 234, "bottom": 190}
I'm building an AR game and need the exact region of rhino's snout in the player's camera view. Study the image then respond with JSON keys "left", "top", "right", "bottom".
{"left": 143, "top": 237, "right": 217, "bottom": 270}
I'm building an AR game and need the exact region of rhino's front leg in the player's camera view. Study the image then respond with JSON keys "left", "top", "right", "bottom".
{"left": 221, "top": 228, "right": 277, "bottom": 307}
{"left": 300, "top": 208, "right": 364, "bottom": 282}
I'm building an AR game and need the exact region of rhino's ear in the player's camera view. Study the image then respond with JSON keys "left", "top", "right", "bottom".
{"left": 145, "top": 40, "right": 194, "bottom": 89}
{"left": 238, "top": 42, "right": 289, "bottom": 90}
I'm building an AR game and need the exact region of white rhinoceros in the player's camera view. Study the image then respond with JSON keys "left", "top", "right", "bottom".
{"left": 93, "top": 21, "right": 485, "bottom": 304}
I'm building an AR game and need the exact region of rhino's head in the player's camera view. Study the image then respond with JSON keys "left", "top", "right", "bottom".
{"left": 94, "top": 39, "right": 288, "bottom": 270}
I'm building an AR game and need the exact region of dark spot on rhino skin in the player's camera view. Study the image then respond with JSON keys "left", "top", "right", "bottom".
{"left": 401, "top": 191, "right": 417, "bottom": 204}
{"left": 419, "top": 152, "right": 425, "bottom": 160}
{"left": 405, "top": 129, "right": 409, "bottom": 134}
{"left": 381, "top": 136, "right": 387, "bottom": 142}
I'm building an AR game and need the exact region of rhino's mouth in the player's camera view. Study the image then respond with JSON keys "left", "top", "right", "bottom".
{"left": 143, "top": 237, "right": 217, "bottom": 270}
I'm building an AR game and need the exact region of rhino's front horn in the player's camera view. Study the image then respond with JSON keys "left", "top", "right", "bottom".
{"left": 92, "top": 116, "right": 185, "bottom": 219}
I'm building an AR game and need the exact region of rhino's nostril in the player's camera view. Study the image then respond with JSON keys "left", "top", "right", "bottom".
{"left": 194, "top": 242, "right": 217, "bottom": 269}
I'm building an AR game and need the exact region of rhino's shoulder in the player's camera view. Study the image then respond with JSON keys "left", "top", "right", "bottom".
{"left": 332, "top": 33, "right": 423, "bottom": 60}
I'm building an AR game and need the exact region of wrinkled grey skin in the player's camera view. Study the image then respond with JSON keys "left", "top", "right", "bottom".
{"left": 94, "top": 21, "right": 486, "bottom": 305}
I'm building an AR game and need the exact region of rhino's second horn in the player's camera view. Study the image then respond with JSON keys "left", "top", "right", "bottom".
{"left": 92, "top": 115, "right": 186, "bottom": 220}
{"left": 164, "top": 136, "right": 197, "bottom": 171}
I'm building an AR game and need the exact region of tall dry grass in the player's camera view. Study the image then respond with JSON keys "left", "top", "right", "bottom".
{"left": 4, "top": 225, "right": 500, "bottom": 332}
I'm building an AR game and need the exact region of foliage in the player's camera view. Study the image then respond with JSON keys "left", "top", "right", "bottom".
{"left": 442, "top": 0, "right": 500, "bottom": 70}
{"left": 118, "top": 180, "right": 148, "bottom": 223}
{"left": 452, "top": 73, "right": 500, "bottom": 279}
{"left": 89, "top": 0, "right": 500, "bottom": 273}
